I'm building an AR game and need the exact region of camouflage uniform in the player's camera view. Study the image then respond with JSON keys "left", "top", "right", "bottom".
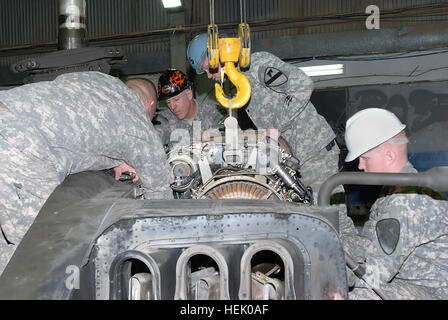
{"left": 345, "top": 162, "right": 448, "bottom": 299}
{"left": 0, "top": 71, "right": 172, "bottom": 276}
{"left": 155, "top": 92, "right": 224, "bottom": 147}
{"left": 242, "top": 52, "right": 340, "bottom": 199}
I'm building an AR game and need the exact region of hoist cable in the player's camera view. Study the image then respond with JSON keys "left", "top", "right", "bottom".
{"left": 209, "top": 0, "right": 215, "bottom": 25}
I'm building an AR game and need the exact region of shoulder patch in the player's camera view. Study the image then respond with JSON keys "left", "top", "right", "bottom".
{"left": 260, "top": 67, "right": 288, "bottom": 88}
{"left": 376, "top": 218, "right": 400, "bottom": 255}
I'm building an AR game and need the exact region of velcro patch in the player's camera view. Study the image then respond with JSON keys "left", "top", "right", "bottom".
{"left": 262, "top": 67, "right": 288, "bottom": 88}
{"left": 376, "top": 218, "right": 400, "bottom": 255}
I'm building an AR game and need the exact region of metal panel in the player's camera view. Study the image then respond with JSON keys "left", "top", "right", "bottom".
{"left": 303, "top": 0, "right": 448, "bottom": 34}
{"left": 189, "top": 0, "right": 448, "bottom": 43}
{"left": 2, "top": 0, "right": 447, "bottom": 48}
{"left": 87, "top": 0, "right": 170, "bottom": 38}
{"left": 0, "top": 0, "right": 58, "bottom": 48}
{"left": 0, "top": 0, "right": 171, "bottom": 48}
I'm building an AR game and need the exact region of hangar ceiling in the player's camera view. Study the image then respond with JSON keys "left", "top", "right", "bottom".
{"left": 1, "top": 0, "right": 447, "bottom": 85}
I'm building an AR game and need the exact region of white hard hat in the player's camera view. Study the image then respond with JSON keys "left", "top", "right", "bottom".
{"left": 345, "top": 108, "right": 406, "bottom": 162}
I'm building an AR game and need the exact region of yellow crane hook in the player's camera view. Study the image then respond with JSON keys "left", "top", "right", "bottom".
{"left": 214, "top": 37, "right": 251, "bottom": 109}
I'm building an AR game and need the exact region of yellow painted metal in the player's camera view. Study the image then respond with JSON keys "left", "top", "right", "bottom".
{"left": 214, "top": 38, "right": 251, "bottom": 109}
{"left": 207, "top": 25, "right": 220, "bottom": 69}
{"left": 218, "top": 37, "right": 240, "bottom": 62}
{"left": 238, "top": 23, "right": 251, "bottom": 69}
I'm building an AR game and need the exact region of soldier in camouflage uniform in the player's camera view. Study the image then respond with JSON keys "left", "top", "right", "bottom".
{"left": 0, "top": 71, "right": 173, "bottom": 276}
{"left": 156, "top": 69, "right": 224, "bottom": 147}
{"left": 340, "top": 108, "right": 448, "bottom": 300}
{"left": 186, "top": 34, "right": 340, "bottom": 199}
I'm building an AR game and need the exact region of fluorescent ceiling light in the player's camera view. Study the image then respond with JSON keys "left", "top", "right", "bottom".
{"left": 299, "top": 64, "right": 344, "bottom": 77}
{"left": 162, "top": 0, "right": 182, "bottom": 8}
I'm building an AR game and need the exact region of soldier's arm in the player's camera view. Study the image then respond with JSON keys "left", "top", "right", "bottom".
{"left": 363, "top": 195, "right": 432, "bottom": 284}
{"left": 253, "top": 52, "right": 314, "bottom": 119}
{"left": 120, "top": 128, "right": 173, "bottom": 200}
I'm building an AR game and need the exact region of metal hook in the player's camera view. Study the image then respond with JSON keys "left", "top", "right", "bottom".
{"left": 214, "top": 38, "right": 251, "bottom": 109}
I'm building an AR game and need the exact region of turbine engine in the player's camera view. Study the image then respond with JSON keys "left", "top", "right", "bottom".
{"left": 167, "top": 129, "right": 313, "bottom": 204}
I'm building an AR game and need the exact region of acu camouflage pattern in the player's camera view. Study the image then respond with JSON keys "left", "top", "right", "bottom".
{"left": 242, "top": 52, "right": 340, "bottom": 198}
{"left": 0, "top": 71, "right": 172, "bottom": 276}
{"left": 154, "top": 92, "right": 224, "bottom": 147}
{"left": 340, "top": 162, "right": 448, "bottom": 299}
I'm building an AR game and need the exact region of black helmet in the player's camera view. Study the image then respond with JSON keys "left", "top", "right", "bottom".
{"left": 157, "top": 69, "right": 192, "bottom": 101}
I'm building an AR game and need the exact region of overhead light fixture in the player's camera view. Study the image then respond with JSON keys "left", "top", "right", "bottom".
{"left": 299, "top": 64, "right": 344, "bottom": 77}
{"left": 162, "top": 0, "right": 182, "bottom": 8}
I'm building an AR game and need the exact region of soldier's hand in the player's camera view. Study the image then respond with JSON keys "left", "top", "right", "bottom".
{"left": 114, "top": 162, "right": 139, "bottom": 183}
{"left": 327, "top": 285, "right": 344, "bottom": 300}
